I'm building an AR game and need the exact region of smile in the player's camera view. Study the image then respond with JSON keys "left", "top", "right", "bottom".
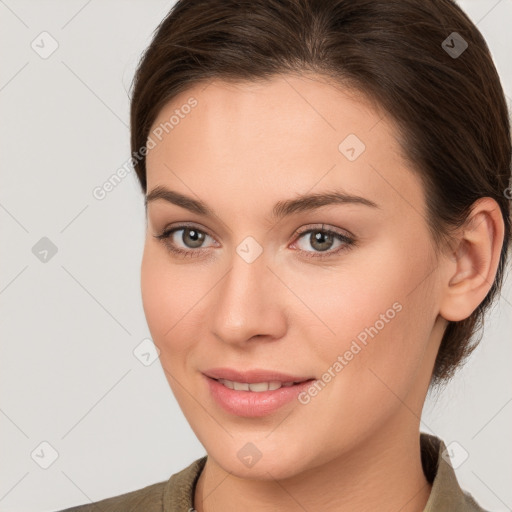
{"left": 205, "top": 375, "right": 316, "bottom": 417}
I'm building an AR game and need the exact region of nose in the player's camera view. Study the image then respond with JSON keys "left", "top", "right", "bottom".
{"left": 210, "top": 245, "right": 288, "bottom": 347}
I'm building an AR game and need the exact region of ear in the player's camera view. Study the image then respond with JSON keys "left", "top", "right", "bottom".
{"left": 439, "top": 197, "right": 505, "bottom": 322}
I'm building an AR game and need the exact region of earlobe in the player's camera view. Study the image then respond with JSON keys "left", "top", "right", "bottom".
{"left": 439, "top": 198, "right": 504, "bottom": 322}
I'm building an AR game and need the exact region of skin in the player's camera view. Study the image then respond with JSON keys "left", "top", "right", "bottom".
{"left": 140, "top": 73, "right": 504, "bottom": 512}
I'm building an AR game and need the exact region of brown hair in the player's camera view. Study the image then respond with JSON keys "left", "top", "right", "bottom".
{"left": 129, "top": 0, "right": 511, "bottom": 387}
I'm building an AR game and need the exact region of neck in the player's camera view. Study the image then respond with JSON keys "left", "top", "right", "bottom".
{"left": 194, "top": 417, "right": 432, "bottom": 512}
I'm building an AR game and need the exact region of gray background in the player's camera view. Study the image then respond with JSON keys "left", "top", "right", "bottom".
{"left": 0, "top": 1, "right": 511, "bottom": 511}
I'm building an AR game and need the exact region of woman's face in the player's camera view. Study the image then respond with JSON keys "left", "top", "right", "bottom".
{"left": 141, "top": 73, "right": 447, "bottom": 479}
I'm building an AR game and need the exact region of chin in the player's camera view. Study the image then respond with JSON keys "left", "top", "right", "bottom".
{"left": 219, "top": 455, "right": 302, "bottom": 481}
{"left": 204, "top": 436, "right": 317, "bottom": 481}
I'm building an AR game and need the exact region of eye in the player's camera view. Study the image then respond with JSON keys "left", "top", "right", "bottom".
{"left": 291, "top": 224, "right": 355, "bottom": 259}
{"left": 153, "top": 224, "right": 216, "bottom": 258}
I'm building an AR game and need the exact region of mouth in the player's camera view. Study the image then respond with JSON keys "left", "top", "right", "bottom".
{"left": 202, "top": 368, "right": 317, "bottom": 417}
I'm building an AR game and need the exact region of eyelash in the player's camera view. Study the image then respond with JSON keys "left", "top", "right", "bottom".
{"left": 153, "top": 223, "right": 356, "bottom": 260}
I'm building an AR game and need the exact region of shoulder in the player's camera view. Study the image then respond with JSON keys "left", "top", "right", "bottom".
{"left": 420, "top": 433, "right": 492, "bottom": 512}
{"left": 55, "top": 480, "right": 167, "bottom": 512}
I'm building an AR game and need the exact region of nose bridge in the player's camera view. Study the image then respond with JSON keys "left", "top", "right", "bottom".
{"left": 211, "top": 241, "right": 285, "bottom": 345}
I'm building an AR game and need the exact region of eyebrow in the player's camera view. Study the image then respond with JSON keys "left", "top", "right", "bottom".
{"left": 145, "top": 185, "right": 379, "bottom": 221}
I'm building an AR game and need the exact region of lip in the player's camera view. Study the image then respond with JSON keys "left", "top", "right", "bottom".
{"left": 202, "top": 368, "right": 316, "bottom": 417}
{"left": 203, "top": 367, "right": 314, "bottom": 384}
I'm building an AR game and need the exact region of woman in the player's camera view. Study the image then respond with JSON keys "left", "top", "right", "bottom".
{"left": 58, "top": 0, "right": 511, "bottom": 510}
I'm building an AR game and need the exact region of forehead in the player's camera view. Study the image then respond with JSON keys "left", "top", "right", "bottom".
{"left": 145, "top": 74, "right": 425, "bottom": 222}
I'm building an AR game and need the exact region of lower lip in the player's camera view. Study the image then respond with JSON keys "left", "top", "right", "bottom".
{"left": 205, "top": 376, "right": 315, "bottom": 417}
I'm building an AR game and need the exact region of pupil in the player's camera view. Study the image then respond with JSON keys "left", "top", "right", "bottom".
{"left": 313, "top": 231, "right": 333, "bottom": 251}
{"left": 185, "top": 228, "right": 204, "bottom": 248}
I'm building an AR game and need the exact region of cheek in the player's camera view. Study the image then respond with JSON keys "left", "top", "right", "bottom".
{"left": 285, "top": 237, "right": 418, "bottom": 344}
{"left": 140, "top": 244, "right": 167, "bottom": 340}
{"left": 297, "top": 234, "right": 436, "bottom": 390}
{"left": 286, "top": 253, "right": 435, "bottom": 451}
{"left": 140, "top": 241, "right": 217, "bottom": 371}
{"left": 140, "top": 243, "right": 190, "bottom": 352}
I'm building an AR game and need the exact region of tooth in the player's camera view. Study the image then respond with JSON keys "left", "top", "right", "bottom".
{"left": 218, "top": 378, "right": 234, "bottom": 389}
{"left": 218, "top": 379, "right": 295, "bottom": 391}
{"left": 248, "top": 382, "right": 270, "bottom": 392}
{"left": 233, "top": 381, "right": 250, "bottom": 391}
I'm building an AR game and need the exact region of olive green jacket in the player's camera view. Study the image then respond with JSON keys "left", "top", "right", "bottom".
{"left": 56, "top": 434, "right": 489, "bottom": 511}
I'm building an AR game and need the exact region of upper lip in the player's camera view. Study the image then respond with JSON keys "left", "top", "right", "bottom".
{"left": 203, "top": 367, "right": 315, "bottom": 384}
